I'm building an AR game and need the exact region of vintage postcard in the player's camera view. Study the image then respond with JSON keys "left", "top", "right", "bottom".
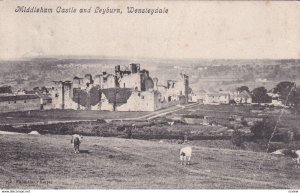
{"left": 0, "top": 0, "right": 300, "bottom": 191}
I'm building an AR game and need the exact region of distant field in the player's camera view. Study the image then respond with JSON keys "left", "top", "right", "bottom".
{"left": 0, "top": 110, "right": 150, "bottom": 125}
{"left": 171, "top": 104, "right": 287, "bottom": 118}
{"left": 169, "top": 104, "right": 300, "bottom": 133}
{"left": 0, "top": 134, "right": 299, "bottom": 189}
{"left": 0, "top": 119, "right": 234, "bottom": 141}
{"left": 1, "top": 104, "right": 299, "bottom": 142}
{"left": 1, "top": 105, "right": 299, "bottom": 131}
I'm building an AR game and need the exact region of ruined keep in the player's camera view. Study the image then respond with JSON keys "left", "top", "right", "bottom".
{"left": 50, "top": 64, "right": 189, "bottom": 111}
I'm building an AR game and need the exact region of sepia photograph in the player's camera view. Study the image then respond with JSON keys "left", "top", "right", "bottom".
{"left": 0, "top": 0, "right": 300, "bottom": 190}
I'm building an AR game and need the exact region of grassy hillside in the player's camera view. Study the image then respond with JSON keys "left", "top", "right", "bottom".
{"left": 0, "top": 134, "right": 299, "bottom": 189}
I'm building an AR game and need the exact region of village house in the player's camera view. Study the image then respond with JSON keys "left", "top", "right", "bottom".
{"left": 204, "top": 93, "right": 230, "bottom": 104}
{"left": 189, "top": 90, "right": 206, "bottom": 103}
{"left": 0, "top": 85, "right": 54, "bottom": 112}
{"left": 0, "top": 94, "right": 41, "bottom": 113}
{"left": 267, "top": 92, "right": 285, "bottom": 107}
{"left": 233, "top": 90, "right": 252, "bottom": 104}
{"left": 0, "top": 85, "right": 13, "bottom": 94}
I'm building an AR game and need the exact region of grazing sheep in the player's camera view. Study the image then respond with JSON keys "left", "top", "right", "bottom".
{"left": 271, "top": 149, "right": 300, "bottom": 168}
{"left": 168, "top": 121, "right": 175, "bottom": 126}
{"left": 180, "top": 146, "right": 192, "bottom": 165}
{"left": 71, "top": 134, "right": 83, "bottom": 154}
{"left": 270, "top": 149, "right": 288, "bottom": 155}
{"left": 291, "top": 150, "right": 300, "bottom": 168}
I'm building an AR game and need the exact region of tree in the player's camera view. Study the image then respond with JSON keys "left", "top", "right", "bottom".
{"left": 250, "top": 118, "right": 276, "bottom": 140}
{"left": 33, "top": 87, "right": 40, "bottom": 91}
{"left": 229, "top": 99, "right": 236, "bottom": 104}
{"left": 41, "top": 86, "right": 49, "bottom": 93}
{"left": 251, "top": 87, "right": 272, "bottom": 103}
{"left": 293, "top": 87, "right": 300, "bottom": 114}
{"left": 231, "top": 130, "right": 244, "bottom": 147}
{"left": 237, "top": 86, "right": 249, "bottom": 93}
{"left": 273, "top": 81, "right": 296, "bottom": 106}
{"left": 0, "top": 85, "right": 12, "bottom": 94}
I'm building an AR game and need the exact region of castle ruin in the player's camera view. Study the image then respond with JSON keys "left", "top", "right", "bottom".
{"left": 50, "top": 63, "right": 189, "bottom": 111}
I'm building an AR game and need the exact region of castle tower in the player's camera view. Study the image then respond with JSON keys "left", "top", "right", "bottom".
{"left": 153, "top": 77, "right": 158, "bottom": 90}
{"left": 115, "top": 65, "right": 121, "bottom": 77}
{"left": 182, "top": 74, "right": 189, "bottom": 104}
{"left": 130, "top": 63, "right": 140, "bottom": 74}
{"left": 62, "top": 81, "right": 73, "bottom": 109}
{"left": 73, "top": 77, "right": 80, "bottom": 88}
{"left": 84, "top": 74, "right": 93, "bottom": 87}
{"left": 52, "top": 81, "right": 64, "bottom": 109}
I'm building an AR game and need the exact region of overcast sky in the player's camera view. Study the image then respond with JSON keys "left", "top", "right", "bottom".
{"left": 0, "top": 1, "right": 299, "bottom": 60}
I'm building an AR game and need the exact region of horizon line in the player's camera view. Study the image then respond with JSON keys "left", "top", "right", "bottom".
{"left": 0, "top": 55, "right": 300, "bottom": 62}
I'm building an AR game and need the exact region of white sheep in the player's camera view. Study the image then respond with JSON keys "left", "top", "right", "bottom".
{"left": 168, "top": 121, "right": 175, "bottom": 126}
{"left": 180, "top": 146, "right": 192, "bottom": 165}
{"left": 71, "top": 134, "right": 83, "bottom": 154}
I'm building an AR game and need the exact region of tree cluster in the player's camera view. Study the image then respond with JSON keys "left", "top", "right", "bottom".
{"left": 238, "top": 82, "right": 300, "bottom": 113}
{"left": 250, "top": 118, "right": 276, "bottom": 140}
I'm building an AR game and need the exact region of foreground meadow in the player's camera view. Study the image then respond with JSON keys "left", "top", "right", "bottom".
{"left": 0, "top": 134, "right": 299, "bottom": 189}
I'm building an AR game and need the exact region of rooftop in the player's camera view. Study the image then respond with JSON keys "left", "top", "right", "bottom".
{"left": 0, "top": 94, "right": 40, "bottom": 102}
{"left": 236, "top": 90, "right": 252, "bottom": 98}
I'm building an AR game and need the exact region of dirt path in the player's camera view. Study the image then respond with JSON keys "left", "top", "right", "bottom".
{"left": 145, "top": 103, "right": 200, "bottom": 120}
{"left": 117, "top": 102, "right": 201, "bottom": 120}
{"left": 0, "top": 131, "right": 25, "bottom": 135}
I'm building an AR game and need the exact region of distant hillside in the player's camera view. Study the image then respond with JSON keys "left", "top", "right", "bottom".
{"left": 0, "top": 58, "right": 299, "bottom": 92}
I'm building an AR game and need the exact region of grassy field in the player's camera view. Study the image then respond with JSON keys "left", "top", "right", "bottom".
{"left": 1, "top": 105, "right": 299, "bottom": 134}
{"left": 0, "top": 110, "right": 150, "bottom": 125}
{"left": 169, "top": 104, "right": 300, "bottom": 133}
{"left": 0, "top": 134, "right": 299, "bottom": 189}
{"left": 0, "top": 119, "right": 238, "bottom": 141}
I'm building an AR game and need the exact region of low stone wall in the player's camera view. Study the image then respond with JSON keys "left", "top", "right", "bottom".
{"left": 184, "top": 118, "right": 204, "bottom": 125}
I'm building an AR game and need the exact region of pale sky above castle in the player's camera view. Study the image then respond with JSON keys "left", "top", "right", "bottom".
{"left": 0, "top": 1, "right": 299, "bottom": 60}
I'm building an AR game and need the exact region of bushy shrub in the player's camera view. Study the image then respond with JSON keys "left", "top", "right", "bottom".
{"left": 117, "top": 126, "right": 126, "bottom": 132}
{"left": 96, "top": 119, "right": 106, "bottom": 123}
{"left": 241, "top": 120, "right": 248, "bottom": 126}
{"left": 229, "top": 99, "right": 236, "bottom": 104}
{"left": 183, "top": 114, "right": 204, "bottom": 119}
{"left": 231, "top": 130, "right": 244, "bottom": 147}
{"left": 250, "top": 118, "right": 276, "bottom": 140}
